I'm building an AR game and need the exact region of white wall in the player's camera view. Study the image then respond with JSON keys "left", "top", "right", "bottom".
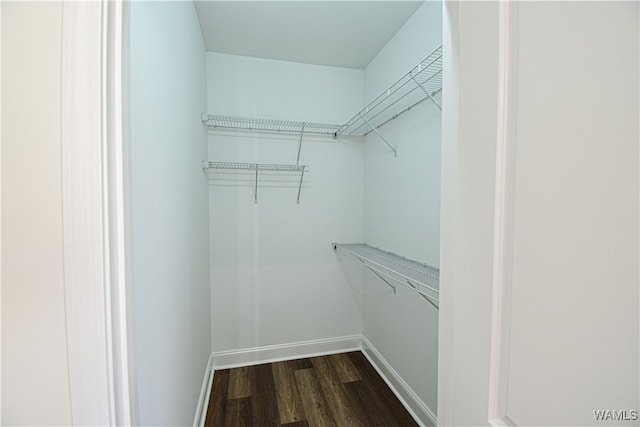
{"left": 361, "top": 1, "right": 442, "bottom": 421}
{"left": 207, "top": 53, "right": 364, "bottom": 352}
{"left": 207, "top": 52, "right": 363, "bottom": 123}
{"left": 506, "top": 3, "right": 638, "bottom": 425}
{"left": 129, "top": 2, "right": 210, "bottom": 425}
{"left": 1, "top": 2, "right": 73, "bottom": 425}
{"left": 439, "top": 2, "right": 639, "bottom": 426}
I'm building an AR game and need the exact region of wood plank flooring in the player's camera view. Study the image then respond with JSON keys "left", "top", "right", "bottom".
{"left": 204, "top": 351, "right": 419, "bottom": 427}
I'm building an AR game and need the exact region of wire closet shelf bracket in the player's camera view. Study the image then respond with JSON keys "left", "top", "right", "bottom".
{"left": 202, "top": 161, "right": 310, "bottom": 204}
{"left": 332, "top": 243, "right": 439, "bottom": 308}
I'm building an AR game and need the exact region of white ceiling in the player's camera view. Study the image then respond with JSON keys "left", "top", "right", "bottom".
{"left": 194, "top": 1, "right": 424, "bottom": 69}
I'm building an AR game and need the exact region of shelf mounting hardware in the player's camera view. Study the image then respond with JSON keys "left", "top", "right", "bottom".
{"left": 360, "top": 113, "right": 397, "bottom": 157}
{"left": 296, "top": 168, "right": 305, "bottom": 204}
{"left": 294, "top": 123, "right": 306, "bottom": 204}
{"left": 254, "top": 167, "right": 259, "bottom": 204}
{"left": 296, "top": 122, "right": 305, "bottom": 165}
{"left": 371, "top": 268, "right": 397, "bottom": 294}
{"left": 407, "top": 279, "right": 438, "bottom": 309}
{"left": 410, "top": 73, "right": 442, "bottom": 112}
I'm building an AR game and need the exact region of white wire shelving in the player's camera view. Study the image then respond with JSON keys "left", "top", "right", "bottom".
{"left": 202, "top": 161, "right": 308, "bottom": 172}
{"left": 201, "top": 44, "right": 443, "bottom": 157}
{"left": 338, "top": 45, "right": 442, "bottom": 137}
{"left": 202, "top": 116, "right": 340, "bottom": 169}
{"left": 333, "top": 242, "right": 439, "bottom": 308}
{"left": 335, "top": 45, "right": 443, "bottom": 156}
{"left": 202, "top": 115, "right": 341, "bottom": 137}
{"left": 202, "top": 161, "right": 309, "bottom": 204}
{"left": 202, "top": 45, "right": 443, "bottom": 202}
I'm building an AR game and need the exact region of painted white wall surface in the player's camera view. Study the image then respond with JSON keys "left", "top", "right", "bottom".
{"left": 361, "top": 1, "right": 442, "bottom": 421}
{"left": 505, "top": 3, "right": 638, "bottom": 425}
{"left": 129, "top": 2, "right": 210, "bottom": 425}
{"left": 206, "top": 53, "right": 365, "bottom": 352}
{"left": 1, "top": 2, "right": 73, "bottom": 425}
{"left": 439, "top": 2, "right": 639, "bottom": 426}
{"left": 207, "top": 52, "right": 364, "bottom": 124}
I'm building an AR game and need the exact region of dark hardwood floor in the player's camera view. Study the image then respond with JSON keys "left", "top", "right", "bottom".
{"left": 204, "top": 351, "right": 419, "bottom": 427}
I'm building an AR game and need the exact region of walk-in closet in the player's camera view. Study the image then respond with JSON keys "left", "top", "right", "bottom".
{"left": 129, "top": 1, "right": 442, "bottom": 426}
{"left": 122, "top": 1, "right": 640, "bottom": 427}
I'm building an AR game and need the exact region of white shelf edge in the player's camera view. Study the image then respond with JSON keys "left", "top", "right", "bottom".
{"left": 202, "top": 161, "right": 309, "bottom": 172}
{"left": 203, "top": 114, "right": 341, "bottom": 137}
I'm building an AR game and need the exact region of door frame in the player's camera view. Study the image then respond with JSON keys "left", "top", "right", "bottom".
{"left": 61, "top": 1, "right": 532, "bottom": 425}
{"left": 438, "top": 1, "right": 514, "bottom": 425}
{"left": 61, "top": 1, "right": 134, "bottom": 424}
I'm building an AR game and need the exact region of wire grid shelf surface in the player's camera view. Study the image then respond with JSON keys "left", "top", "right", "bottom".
{"left": 204, "top": 115, "right": 341, "bottom": 137}
{"left": 334, "top": 243, "right": 439, "bottom": 302}
{"left": 203, "top": 161, "right": 309, "bottom": 172}
{"left": 337, "top": 45, "right": 443, "bottom": 136}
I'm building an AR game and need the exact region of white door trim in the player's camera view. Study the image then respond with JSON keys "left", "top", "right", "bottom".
{"left": 487, "top": 1, "right": 518, "bottom": 426}
{"left": 61, "top": 1, "right": 131, "bottom": 424}
{"left": 439, "top": 1, "right": 517, "bottom": 425}
{"left": 437, "top": 2, "right": 460, "bottom": 424}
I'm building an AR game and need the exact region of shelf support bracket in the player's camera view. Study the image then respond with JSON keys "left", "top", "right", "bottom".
{"left": 353, "top": 256, "right": 397, "bottom": 295}
{"left": 254, "top": 165, "right": 258, "bottom": 204}
{"left": 407, "top": 279, "right": 439, "bottom": 309}
{"left": 296, "top": 122, "right": 305, "bottom": 165}
{"left": 410, "top": 75, "right": 442, "bottom": 112}
{"left": 372, "top": 269, "right": 397, "bottom": 294}
{"left": 360, "top": 114, "right": 397, "bottom": 157}
{"left": 296, "top": 168, "right": 305, "bottom": 204}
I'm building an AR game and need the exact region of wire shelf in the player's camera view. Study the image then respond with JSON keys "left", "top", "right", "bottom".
{"left": 203, "top": 115, "right": 341, "bottom": 137}
{"left": 202, "top": 45, "right": 442, "bottom": 147}
{"left": 203, "top": 161, "right": 310, "bottom": 204}
{"left": 333, "top": 243, "right": 439, "bottom": 307}
{"left": 202, "top": 161, "right": 309, "bottom": 172}
{"left": 337, "top": 45, "right": 443, "bottom": 137}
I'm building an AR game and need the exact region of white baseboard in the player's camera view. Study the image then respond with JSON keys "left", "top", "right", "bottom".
{"left": 362, "top": 336, "right": 437, "bottom": 427}
{"left": 193, "top": 353, "right": 215, "bottom": 427}
{"left": 211, "top": 335, "right": 362, "bottom": 369}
